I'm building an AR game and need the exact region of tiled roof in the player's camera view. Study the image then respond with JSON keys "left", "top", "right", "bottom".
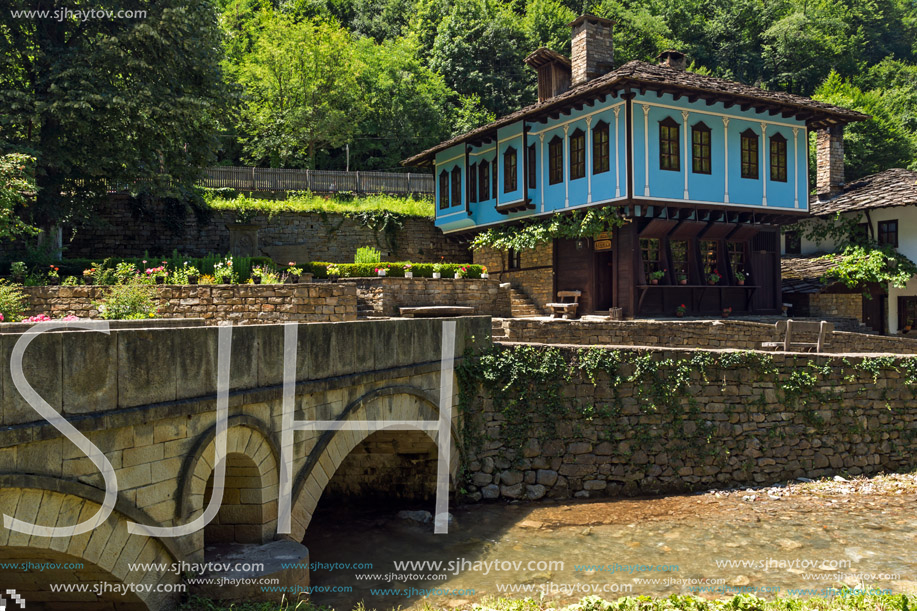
{"left": 781, "top": 254, "right": 841, "bottom": 294}
{"left": 403, "top": 60, "right": 868, "bottom": 166}
{"left": 810, "top": 168, "right": 917, "bottom": 216}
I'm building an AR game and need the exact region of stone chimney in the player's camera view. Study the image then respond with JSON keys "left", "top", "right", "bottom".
{"left": 658, "top": 50, "right": 687, "bottom": 71}
{"left": 568, "top": 15, "right": 615, "bottom": 87}
{"left": 816, "top": 125, "right": 845, "bottom": 198}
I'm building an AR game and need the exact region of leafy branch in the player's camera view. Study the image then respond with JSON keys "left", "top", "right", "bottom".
{"left": 820, "top": 242, "right": 917, "bottom": 293}
{"left": 470, "top": 206, "right": 629, "bottom": 251}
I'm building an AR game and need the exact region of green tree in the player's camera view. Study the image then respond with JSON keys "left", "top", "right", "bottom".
{"left": 0, "top": 0, "right": 227, "bottom": 229}
{"left": 522, "top": 0, "right": 576, "bottom": 54}
{"left": 235, "top": 15, "right": 361, "bottom": 168}
{"left": 0, "top": 154, "right": 39, "bottom": 239}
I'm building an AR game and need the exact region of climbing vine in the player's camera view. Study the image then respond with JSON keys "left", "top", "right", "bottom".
{"left": 470, "top": 206, "right": 629, "bottom": 251}
{"left": 456, "top": 344, "right": 917, "bottom": 473}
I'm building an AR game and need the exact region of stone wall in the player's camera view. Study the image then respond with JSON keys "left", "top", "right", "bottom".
{"left": 809, "top": 293, "right": 862, "bottom": 320}
{"left": 62, "top": 194, "right": 469, "bottom": 263}
{"left": 495, "top": 317, "right": 917, "bottom": 354}
{"left": 474, "top": 243, "right": 553, "bottom": 312}
{"left": 463, "top": 344, "right": 917, "bottom": 502}
{"left": 21, "top": 283, "right": 358, "bottom": 324}
{"left": 351, "top": 277, "right": 512, "bottom": 318}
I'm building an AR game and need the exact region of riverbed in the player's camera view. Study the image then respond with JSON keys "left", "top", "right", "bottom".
{"left": 303, "top": 478, "right": 917, "bottom": 610}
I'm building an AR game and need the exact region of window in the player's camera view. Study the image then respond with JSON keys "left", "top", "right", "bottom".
{"left": 701, "top": 240, "right": 719, "bottom": 277}
{"left": 741, "top": 129, "right": 759, "bottom": 179}
{"left": 504, "top": 147, "right": 518, "bottom": 193}
{"left": 549, "top": 136, "right": 563, "bottom": 184}
{"left": 770, "top": 133, "right": 787, "bottom": 182}
{"left": 469, "top": 163, "right": 478, "bottom": 204}
{"left": 878, "top": 220, "right": 899, "bottom": 247}
{"left": 438, "top": 170, "right": 449, "bottom": 209}
{"left": 451, "top": 166, "right": 462, "bottom": 207}
{"left": 492, "top": 158, "right": 498, "bottom": 198}
{"left": 854, "top": 222, "right": 870, "bottom": 244}
{"left": 640, "top": 238, "right": 662, "bottom": 279}
{"left": 570, "top": 129, "right": 585, "bottom": 180}
{"left": 900, "top": 296, "right": 917, "bottom": 331}
{"left": 784, "top": 230, "right": 801, "bottom": 255}
{"left": 692, "top": 122, "right": 711, "bottom": 174}
{"left": 527, "top": 144, "right": 537, "bottom": 189}
{"left": 508, "top": 248, "right": 522, "bottom": 270}
{"left": 727, "top": 241, "right": 747, "bottom": 280}
{"left": 670, "top": 240, "right": 689, "bottom": 282}
{"left": 478, "top": 160, "right": 490, "bottom": 201}
{"left": 659, "top": 117, "right": 680, "bottom": 171}
{"left": 593, "top": 121, "right": 610, "bottom": 174}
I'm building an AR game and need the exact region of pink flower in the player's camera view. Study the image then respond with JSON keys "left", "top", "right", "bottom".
{"left": 0, "top": 314, "right": 4, "bottom": 322}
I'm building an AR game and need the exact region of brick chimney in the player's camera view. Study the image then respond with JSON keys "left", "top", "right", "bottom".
{"left": 568, "top": 15, "right": 615, "bottom": 86}
{"left": 816, "top": 125, "right": 845, "bottom": 198}
{"left": 658, "top": 50, "right": 687, "bottom": 71}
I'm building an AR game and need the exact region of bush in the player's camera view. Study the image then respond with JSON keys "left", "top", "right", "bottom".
{"left": 307, "top": 262, "right": 483, "bottom": 278}
{"left": 94, "top": 282, "right": 158, "bottom": 320}
{"left": 354, "top": 246, "right": 382, "bottom": 264}
{"left": 0, "top": 280, "right": 27, "bottom": 322}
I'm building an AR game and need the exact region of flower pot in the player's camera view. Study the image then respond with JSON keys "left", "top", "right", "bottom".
{"left": 708, "top": 280, "right": 717, "bottom": 286}
{"left": 377, "top": 270, "right": 387, "bottom": 277}
{"left": 650, "top": 279, "right": 659, "bottom": 285}
{"left": 676, "top": 311, "right": 685, "bottom": 318}
{"left": 432, "top": 272, "right": 441, "bottom": 279}
{"left": 220, "top": 275, "right": 231, "bottom": 284}
{"left": 289, "top": 274, "right": 300, "bottom": 284}
{"left": 454, "top": 273, "right": 461, "bottom": 279}
{"left": 328, "top": 277, "right": 338, "bottom": 283}
{"left": 404, "top": 271, "right": 413, "bottom": 279}
{"left": 737, "top": 280, "right": 745, "bottom": 286}
{"left": 679, "top": 279, "right": 687, "bottom": 285}
{"left": 155, "top": 276, "right": 165, "bottom": 285}
{"left": 482, "top": 273, "right": 489, "bottom": 279}
{"left": 188, "top": 276, "right": 199, "bottom": 285}
{"left": 252, "top": 276, "right": 262, "bottom": 285}
{"left": 722, "top": 311, "right": 731, "bottom": 318}
{"left": 48, "top": 276, "right": 60, "bottom": 286}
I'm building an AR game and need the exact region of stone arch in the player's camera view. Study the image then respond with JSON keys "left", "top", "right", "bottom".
{"left": 0, "top": 483, "right": 181, "bottom": 611}
{"left": 288, "top": 385, "right": 461, "bottom": 540}
{"left": 181, "top": 422, "right": 279, "bottom": 551}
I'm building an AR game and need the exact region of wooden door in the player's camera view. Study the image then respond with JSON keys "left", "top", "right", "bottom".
{"left": 594, "top": 250, "right": 614, "bottom": 311}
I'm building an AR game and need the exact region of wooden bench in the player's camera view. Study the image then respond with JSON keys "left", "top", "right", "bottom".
{"left": 399, "top": 305, "right": 475, "bottom": 318}
{"left": 546, "top": 290, "right": 581, "bottom": 319}
{"left": 761, "top": 319, "right": 833, "bottom": 353}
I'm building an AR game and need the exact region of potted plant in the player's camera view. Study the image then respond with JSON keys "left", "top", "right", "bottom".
{"left": 47, "top": 265, "right": 60, "bottom": 286}
{"left": 185, "top": 265, "right": 200, "bottom": 285}
{"left": 648, "top": 269, "right": 665, "bottom": 285}
{"left": 376, "top": 266, "right": 387, "bottom": 277}
{"left": 251, "top": 267, "right": 263, "bottom": 284}
{"left": 722, "top": 306, "right": 733, "bottom": 318}
{"left": 677, "top": 273, "right": 688, "bottom": 285}
{"left": 404, "top": 263, "right": 413, "bottom": 279}
{"left": 456, "top": 266, "right": 469, "bottom": 279}
{"left": 481, "top": 265, "right": 489, "bottom": 279}
{"left": 214, "top": 257, "right": 235, "bottom": 284}
{"left": 286, "top": 263, "right": 303, "bottom": 283}
{"left": 734, "top": 271, "right": 747, "bottom": 286}
{"left": 82, "top": 267, "right": 95, "bottom": 285}
{"left": 10, "top": 262, "right": 26, "bottom": 283}
{"left": 432, "top": 263, "right": 443, "bottom": 279}
{"left": 675, "top": 303, "right": 687, "bottom": 318}
{"left": 707, "top": 270, "right": 722, "bottom": 285}
{"left": 326, "top": 264, "right": 341, "bottom": 282}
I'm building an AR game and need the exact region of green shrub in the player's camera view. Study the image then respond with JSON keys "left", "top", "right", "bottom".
{"left": 306, "top": 262, "right": 482, "bottom": 278}
{"left": 94, "top": 282, "right": 158, "bottom": 320}
{"left": 0, "top": 280, "right": 27, "bottom": 322}
{"left": 354, "top": 246, "right": 382, "bottom": 264}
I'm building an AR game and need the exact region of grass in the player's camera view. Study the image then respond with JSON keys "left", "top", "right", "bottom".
{"left": 181, "top": 594, "right": 912, "bottom": 611}
{"left": 205, "top": 192, "right": 434, "bottom": 218}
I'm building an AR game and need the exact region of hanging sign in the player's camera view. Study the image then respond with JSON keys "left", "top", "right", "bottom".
{"left": 594, "top": 232, "right": 612, "bottom": 251}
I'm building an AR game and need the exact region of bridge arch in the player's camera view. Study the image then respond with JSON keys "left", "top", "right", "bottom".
{"left": 179, "top": 420, "right": 280, "bottom": 550}
{"left": 0, "top": 479, "right": 181, "bottom": 610}
{"left": 289, "top": 385, "right": 461, "bottom": 540}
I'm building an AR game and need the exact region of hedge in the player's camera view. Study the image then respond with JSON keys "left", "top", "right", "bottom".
{"left": 306, "top": 262, "right": 484, "bottom": 279}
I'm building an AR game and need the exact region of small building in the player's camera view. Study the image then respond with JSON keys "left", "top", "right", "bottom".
{"left": 782, "top": 168, "right": 917, "bottom": 335}
{"left": 404, "top": 15, "right": 866, "bottom": 317}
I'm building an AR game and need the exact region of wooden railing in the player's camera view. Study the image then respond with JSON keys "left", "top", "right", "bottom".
{"left": 202, "top": 166, "right": 434, "bottom": 195}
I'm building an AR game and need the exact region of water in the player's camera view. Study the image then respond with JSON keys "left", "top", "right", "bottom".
{"left": 303, "top": 492, "right": 917, "bottom": 610}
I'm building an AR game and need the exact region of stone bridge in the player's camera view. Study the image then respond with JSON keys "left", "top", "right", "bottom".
{"left": 0, "top": 317, "right": 489, "bottom": 610}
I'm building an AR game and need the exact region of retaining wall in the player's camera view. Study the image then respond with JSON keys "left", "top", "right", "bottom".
{"left": 351, "top": 277, "right": 511, "bottom": 317}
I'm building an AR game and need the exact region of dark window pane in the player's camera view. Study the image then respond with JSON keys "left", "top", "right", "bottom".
{"left": 660, "top": 118, "right": 680, "bottom": 171}
{"left": 692, "top": 123, "right": 711, "bottom": 174}
{"left": 770, "top": 134, "right": 787, "bottom": 182}
{"left": 741, "top": 130, "right": 758, "bottom": 179}
{"left": 549, "top": 137, "right": 563, "bottom": 185}
{"left": 593, "top": 122, "right": 610, "bottom": 174}
{"left": 570, "top": 129, "right": 585, "bottom": 180}
{"left": 439, "top": 171, "right": 449, "bottom": 209}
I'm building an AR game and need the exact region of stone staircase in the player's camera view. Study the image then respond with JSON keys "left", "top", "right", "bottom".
{"left": 491, "top": 318, "right": 507, "bottom": 340}
{"left": 509, "top": 288, "right": 541, "bottom": 318}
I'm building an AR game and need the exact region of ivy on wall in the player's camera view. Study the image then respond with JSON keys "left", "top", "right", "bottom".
{"left": 470, "top": 206, "right": 629, "bottom": 251}
{"left": 456, "top": 344, "right": 917, "bottom": 473}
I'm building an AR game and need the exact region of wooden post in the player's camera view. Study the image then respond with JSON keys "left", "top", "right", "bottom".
{"left": 251, "top": 166, "right": 256, "bottom": 191}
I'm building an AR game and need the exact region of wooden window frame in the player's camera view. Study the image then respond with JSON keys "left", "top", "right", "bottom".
{"left": 727, "top": 241, "right": 747, "bottom": 282}
{"left": 691, "top": 122, "right": 711, "bottom": 174}
{"left": 492, "top": 157, "right": 498, "bottom": 198}
{"left": 450, "top": 166, "right": 462, "bottom": 208}
{"left": 478, "top": 159, "right": 490, "bottom": 202}
{"left": 640, "top": 237, "right": 663, "bottom": 280}
{"left": 900, "top": 296, "right": 917, "bottom": 331}
{"left": 593, "top": 121, "right": 610, "bottom": 175}
{"left": 740, "top": 129, "right": 759, "bottom": 179}
{"left": 438, "top": 170, "right": 449, "bottom": 209}
{"left": 507, "top": 248, "right": 522, "bottom": 270}
{"left": 527, "top": 144, "right": 537, "bottom": 189}
{"left": 878, "top": 219, "right": 899, "bottom": 247}
{"left": 659, "top": 117, "right": 680, "bottom": 172}
{"left": 549, "top": 136, "right": 563, "bottom": 185}
{"left": 700, "top": 239, "right": 721, "bottom": 277}
{"left": 570, "top": 128, "right": 586, "bottom": 180}
{"left": 503, "top": 147, "right": 518, "bottom": 193}
{"left": 770, "top": 133, "right": 787, "bottom": 182}
{"left": 469, "top": 163, "right": 478, "bottom": 204}
{"left": 784, "top": 230, "right": 801, "bottom": 255}
{"left": 669, "top": 239, "right": 691, "bottom": 282}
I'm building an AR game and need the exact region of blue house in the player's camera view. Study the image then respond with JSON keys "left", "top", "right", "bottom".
{"left": 404, "top": 15, "right": 866, "bottom": 316}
